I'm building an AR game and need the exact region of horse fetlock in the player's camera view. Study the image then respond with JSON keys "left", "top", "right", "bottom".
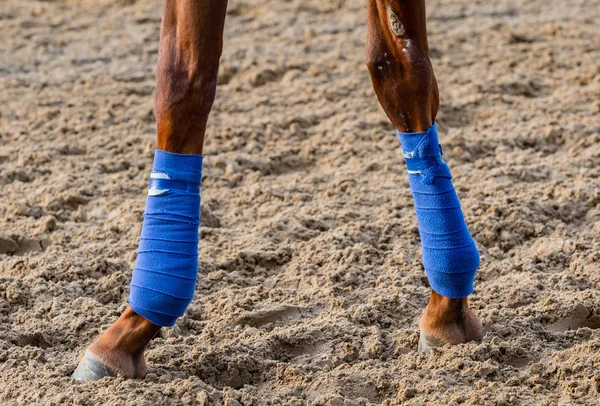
{"left": 419, "top": 300, "right": 483, "bottom": 350}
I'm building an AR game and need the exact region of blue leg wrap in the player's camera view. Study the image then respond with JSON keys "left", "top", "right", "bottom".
{"left": 129, "top": 149, "right": 203, "bottom": 327}
{"left": 397, "top": 123, "right": 480, "bottom": 298}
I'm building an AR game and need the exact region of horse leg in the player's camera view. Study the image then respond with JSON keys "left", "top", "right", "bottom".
{"left": 72, "top": 0, "right": 227, "bottom": 380}
{"left": 365, "top": 0, "right": 482, "bottom": 350}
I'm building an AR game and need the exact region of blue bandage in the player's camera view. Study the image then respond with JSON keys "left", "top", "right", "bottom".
{"left": 398, "top": 123, "right": 480, "bottom": 298}
{"left": 129, "top": 149, "right": 203, "bottom": 327}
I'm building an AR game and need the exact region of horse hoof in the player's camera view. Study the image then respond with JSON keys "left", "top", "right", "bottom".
{"left": 71, "top": 350, "right": 117, "bottom": 382}
{"left": 417, "top": 330, "right": 444, "bottom": 354}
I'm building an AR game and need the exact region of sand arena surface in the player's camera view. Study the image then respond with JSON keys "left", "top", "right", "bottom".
{"left": 1, "top": 0, "right": 599, "bottom": 404}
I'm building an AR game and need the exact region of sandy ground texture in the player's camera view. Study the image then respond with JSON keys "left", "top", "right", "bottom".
{"left": 1, "top": 0, "right": 600, "bottom": 404}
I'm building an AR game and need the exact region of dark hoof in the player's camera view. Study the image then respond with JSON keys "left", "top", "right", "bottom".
{"left": 71, "top": 350, "right": 117, "bottom": 382}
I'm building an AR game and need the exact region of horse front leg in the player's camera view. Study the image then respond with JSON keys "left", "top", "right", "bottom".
{"left": 366, "top": 0, "right": 482, "bottom": 351}
{"left": 72, "top": 0, "right": 228, "bottom": 380}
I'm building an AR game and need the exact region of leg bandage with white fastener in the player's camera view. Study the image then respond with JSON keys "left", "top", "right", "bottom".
{"left": 398, "top": 123, "right": 480, "bottom": 298}
{"left": 129, "top": 150, "right": 203, "bottom": 327}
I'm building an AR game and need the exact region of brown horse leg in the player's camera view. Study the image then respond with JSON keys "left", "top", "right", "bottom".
{"left": 365, "top": 0, "right": 482, "bottom": 349}
{"left": 73, "top": 0, "right": 227, "bottom": 380}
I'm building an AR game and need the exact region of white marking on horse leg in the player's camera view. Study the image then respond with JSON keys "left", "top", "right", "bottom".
{"left": 388, "top": 9, "right": 405, "bottom": 37}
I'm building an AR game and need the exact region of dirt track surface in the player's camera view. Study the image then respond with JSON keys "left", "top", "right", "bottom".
{"left": 1, "top": 0, "right": 599, "bottom": 404}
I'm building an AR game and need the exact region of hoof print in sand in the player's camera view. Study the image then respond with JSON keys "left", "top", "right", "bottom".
{"left": 0, "top": 235, "right": 51, "bottom": 256}
{"left": 232, "top": 304, "right": 303, "bottom": 327}
{"left": 546, "top": 304, "right": 600, "bottom": 333}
